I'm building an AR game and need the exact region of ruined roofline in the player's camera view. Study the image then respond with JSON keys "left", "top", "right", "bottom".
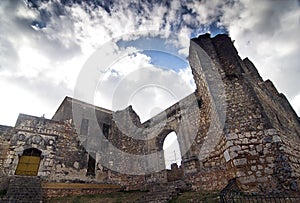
{"left": 0, "top": 124, "right": 13, "bottom": 130}
{"left": 67, "top": 96, "right": 113, "bottom": 114}
{"left": 52, "top": 96, "right": 113, "bottom": 120}
{"left": 0, "top": 125, "right": 13, "bottom": 134}
{"left": 16, "top": 113, "right": 61, "bottom": 126}
{"left": 53, "top": 91, "right": 197, "bottom": 125}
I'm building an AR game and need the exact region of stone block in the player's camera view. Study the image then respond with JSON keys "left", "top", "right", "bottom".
{"left": 233, "top": 158, "right": 247, "bottom": 166}
{"left": 239, "top": 175, "right": 256, "bottom": 184}
{"left": 266, "top": 157, "right": 274, "bottom": 163}
{"left": 73, "top": 161, "right": 79, "bottom": 169}
{"left": 223, "top": 150, "right": 230, "bottom": 162}
{"left": 236, "top": 171, "right": 246, "bottom": 177}
{"left": 230, "top": 145, "right": 241, "bottom": 152}
{"left": 226, "top": 133, "right": 238, "bottom": 140}
{"left": 257, "top": 165, "right": 263, "bottom": 170}
{"left": 265, "top": 168, "right": 273, "bottom": 175}
{"left": 272, "top": 135, "right": 282, "bottom": 142}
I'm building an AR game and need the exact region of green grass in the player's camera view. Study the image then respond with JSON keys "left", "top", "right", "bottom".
{"left": 0, "top": 190, "right": 7, "bottom": 198}
{"left": 46, "top": 190, "right": 220, "bottom": 203}
{"left": 169, "top": 191, "right": 220, "bottom": 203}
{"left": 46, "top": 191, "right": 147, "bottom": 203}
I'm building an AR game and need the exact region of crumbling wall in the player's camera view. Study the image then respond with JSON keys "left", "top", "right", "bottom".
{"left": 189, "top": 34, "right": 300, "bottom": 193}
{"left": 1, "top": 34, "right": 300, "bottom": 195}
{"left": 3, "top": 114, "right": 96, "bottom": 183}
{"left": 0, "top": 125, "right": 11, "bottom": 177}
{"left": 242, "top": 58, "right": 300, "bottom": 192}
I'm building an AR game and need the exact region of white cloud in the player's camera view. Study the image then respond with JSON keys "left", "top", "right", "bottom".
{"left": 291, "top": 95, "right": 300, "bottom": 117}
{"left": 220, "top": 0, "right": 300, "bottom": 115}
{"left": 0, "top": 0, "right": 299, "bottom": 127}
{"left": 94, "top": 51, "right": 194, "bottom": 122}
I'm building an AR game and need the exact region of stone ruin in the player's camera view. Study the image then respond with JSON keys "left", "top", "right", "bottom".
{"left": 0, "top": 34, "right": 300, "bottom": 198}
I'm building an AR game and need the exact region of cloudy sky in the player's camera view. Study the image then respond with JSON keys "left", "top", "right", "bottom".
{"left": 0, "top": 0, "right": 299, "bottom": 128}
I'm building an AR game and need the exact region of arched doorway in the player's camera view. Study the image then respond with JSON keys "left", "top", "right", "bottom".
{"left": 163, "top": 132, "right": 182, "bottom": 169}
{"left": 15, "top": 148, "right": 42, "bottom": 176}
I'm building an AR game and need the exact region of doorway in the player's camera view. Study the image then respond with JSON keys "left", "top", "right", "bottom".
{"left": 15, "top": 148, "right": 41, "bottom": 176}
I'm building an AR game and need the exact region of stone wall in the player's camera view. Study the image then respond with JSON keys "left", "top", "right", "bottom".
{"left": 189, "top": 34, "right": 300, "bottom": 193}
{"left": 42, "top": 182, "right": 121, "bottom": 198}
{"left": 167, "top": 163, "right": 183, "bottom": 182}
{"left": 2, "top": 114, "right": 95, "bottom": 183}
{"left": 0, "top": 33, "right": 299, "bottom": 195}
{"left": 0, "top": 125, "right": 11, "bottom": 177}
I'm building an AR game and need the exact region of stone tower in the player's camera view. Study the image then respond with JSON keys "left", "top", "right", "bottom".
{"left": 186, "top": 34, "right": 300, "bottom": 193}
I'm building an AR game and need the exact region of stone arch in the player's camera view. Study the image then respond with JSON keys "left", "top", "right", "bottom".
{"left": 156, "top": 129, "right": 176, "bottom": 151}
{"left": 154, "top": 128, "right": 183, "bottom": 169}
{"left": 22, "top": 148, "right": 42, "bottom": 156}
{"left": 25, "top": 135, "right": 45, "bottom": 148}
{"left": 163, "top": 131, "right": 182, "bottom": 169}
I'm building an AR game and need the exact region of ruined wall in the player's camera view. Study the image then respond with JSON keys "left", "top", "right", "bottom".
{"left": 1, "top": 34, "right": 299, "bottom": 195}
{"left": 0, "top": 125, "right": 12, "bottom": 192}
{"left": 242, "top": 57, "right": 300, "bottom": 192}
{"left": 3, "top": 114, "right": 96, "bottom": 183}
{"left": 42, "top": 182, "right": 121, "bottom": 199}
{"left": 188, "top": 34, "right": 300, "bottom": 193}
{"left": 0, "top": 125, "right": 11, "bottom": 177}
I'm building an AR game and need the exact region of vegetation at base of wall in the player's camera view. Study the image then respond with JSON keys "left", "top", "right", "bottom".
{"left": 169, "top": 191, "right": 220, "bottom": 203}
{"left": 46, "top": 190, "right": 220, "bottom": 203}
{"left": 0, "top": 190, "right": 7, "bottom": 198}
{"left": 46, "top": 191, "right": 147, "bottom": 203}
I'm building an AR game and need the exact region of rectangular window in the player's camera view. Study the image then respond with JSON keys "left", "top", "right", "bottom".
{"left": 86, "top": 154, "right": 96, "bottom": 177}
{"left": 102, "top": 123, "right": 110, "bottom": 138}
{"left": 80, "top": 118, "right": 89, "bottom": 135}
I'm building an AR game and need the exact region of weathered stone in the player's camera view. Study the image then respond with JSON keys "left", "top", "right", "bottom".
{"left": 223, "top": 150, "right": 230, "bottom": 162}
{"left": 73, "top": 161, "right": 79, "bottom": 169}
{"left": 265, "top": 168, "right": 273, "bottom": 175}
{"left": 0, "top": 33, "right": 299, "bottom": 196}
{"left": 273, "top": 135, "right": 282, "bottom": 142}
{"left": 226, "top": 133, "right": 238, "bottom": 140}
{"left": 233, "top": 158, "right": 247, "bottom": 166}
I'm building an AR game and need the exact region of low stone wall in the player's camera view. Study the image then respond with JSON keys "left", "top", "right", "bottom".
{"left": 185, "top": 167, "right": 233, "bottom": 192}
{"left": 167, "top": 163, "right": 184, "bottom": 182}
{"left": 0, "top": 176, "right": 9, "bottom": 191}
{"left": 42, "top": 182, "right": 121, "bottom": 198}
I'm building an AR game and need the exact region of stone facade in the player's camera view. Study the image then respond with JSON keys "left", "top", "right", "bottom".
{"left": 0, "top": 34, "right": 299, "bottom": 195}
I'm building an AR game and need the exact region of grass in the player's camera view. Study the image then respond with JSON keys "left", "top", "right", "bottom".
{"left": 169, "top": 191, "right": 220, "bottom": 203}
{"left": 0, "top": 190, "right": 7, "bottom": 198}
{"left": 46, "top": 190, "right": 220, "bottom": 203}
{"left": 46, "top": 190, "right": 147, "bottom": 203}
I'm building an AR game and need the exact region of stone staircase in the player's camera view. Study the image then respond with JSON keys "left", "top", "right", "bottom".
{"left": 1, "top": 176, "right": 43, "bottom": 203}
{"left": 135, "top": 180, "right": 190, "bottom": 203}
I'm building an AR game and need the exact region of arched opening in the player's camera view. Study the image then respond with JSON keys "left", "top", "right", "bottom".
{"left": 15, "top": 148, "right": 42, "bottom": 176}
{"left": 163, "top": 132, "right": 182, "bottom": 169}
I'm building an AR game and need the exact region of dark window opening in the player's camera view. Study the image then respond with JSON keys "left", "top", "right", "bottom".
{"left": 167, "top": 109, "right": 177, "bottom": 118}
{"left": 80, "top": 118, "right": 89, "bottom": 135}
{"left": 86, "top": 154, "right": 96, "bottom": 176}
{"left": 226, "top": 73, "right": 238, "bottom": 80}
{"left": 102, "top": 123, "right": 110, "bottom": 138}
{"left": 23, "top": 148, "right": 42, "bottom": 157}
{"left": 197, "top": 98, "right": 202, "bottom": 108}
